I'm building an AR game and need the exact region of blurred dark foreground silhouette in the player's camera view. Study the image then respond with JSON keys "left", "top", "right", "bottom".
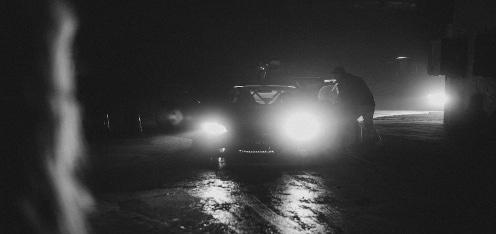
{"left": 1, "top": 1, "right": 93, "bottom": 233}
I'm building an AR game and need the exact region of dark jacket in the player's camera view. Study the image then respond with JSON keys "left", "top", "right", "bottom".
{"left": 337, "top": 73, "right": 375, "bottom": 106}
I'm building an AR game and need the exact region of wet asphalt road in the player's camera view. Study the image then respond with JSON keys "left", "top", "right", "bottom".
{"left": 88, "top": 112, "right": 495, "bottom": 233}
{"left": 90, "top": 144, "right": 354, "bottom": 233}
{"left": 89, "top": 142, "right": 428, "bottom": 233}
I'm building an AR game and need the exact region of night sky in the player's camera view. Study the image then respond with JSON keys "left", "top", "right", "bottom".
{"left": 8, "top": 0, "right": 453, "bottom": 112}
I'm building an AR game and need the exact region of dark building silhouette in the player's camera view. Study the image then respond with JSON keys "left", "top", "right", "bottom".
{"left": 430, "top": 0, "right": 496, "bottom": 139}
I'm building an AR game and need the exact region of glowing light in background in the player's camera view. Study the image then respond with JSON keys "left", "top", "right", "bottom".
{"left": 167, "top": 109, "right": 184, "bottom": 125}
{"left": 156, "top": 109, "right": 184, "bottom": 126}
{"left": 427, "top": 92, "right": 448, "bottom": 106}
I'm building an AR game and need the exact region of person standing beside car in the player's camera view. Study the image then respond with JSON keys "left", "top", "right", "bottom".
{"left": 330, "top": 67, "right": 379, "bottom": 145}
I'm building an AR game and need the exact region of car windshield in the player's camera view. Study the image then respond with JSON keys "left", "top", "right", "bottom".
{"left": 230, "top": 87, "right": 295, "bottom": 105}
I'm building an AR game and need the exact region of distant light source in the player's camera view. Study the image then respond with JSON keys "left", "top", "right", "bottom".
{"left": 396, "top": 56, "right": 409, "bottom": 60}
{"left": 428, "top": 93, "right": 448, "bottom": 106}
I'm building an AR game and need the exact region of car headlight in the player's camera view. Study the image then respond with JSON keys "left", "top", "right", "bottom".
{"left": 202, "top": 122, "right": 227, "bottom": 135}
{"left": 284, "top": 112, "right": 320, "bottom": 141}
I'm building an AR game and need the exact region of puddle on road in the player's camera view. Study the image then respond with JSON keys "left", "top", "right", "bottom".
{"left": 190, "top": 176, "right": 245, "bottom": 233}
{"left": 271, "top": 174, "right": 343, "bottom": 233}
{"left": 188, "top": 169, "right": 343, "bottom": 234}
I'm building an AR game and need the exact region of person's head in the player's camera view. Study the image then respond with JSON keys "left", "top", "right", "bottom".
{"left": 332, "top": 66, "right": 346, "bottom": 80}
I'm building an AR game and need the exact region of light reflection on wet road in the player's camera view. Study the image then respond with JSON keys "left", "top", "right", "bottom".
{"left": 94, "top": 143, "right": 346, "bottom": 233}
{"left": 186, "top": 163, "right": 343, "bottom": 234}
{"left": 90, "top": 110, "right": 449, "bottom": 233}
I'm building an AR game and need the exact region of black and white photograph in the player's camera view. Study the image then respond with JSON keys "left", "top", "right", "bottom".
{"left": 2, "top": 0, "right": 496, "bottom": 233}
